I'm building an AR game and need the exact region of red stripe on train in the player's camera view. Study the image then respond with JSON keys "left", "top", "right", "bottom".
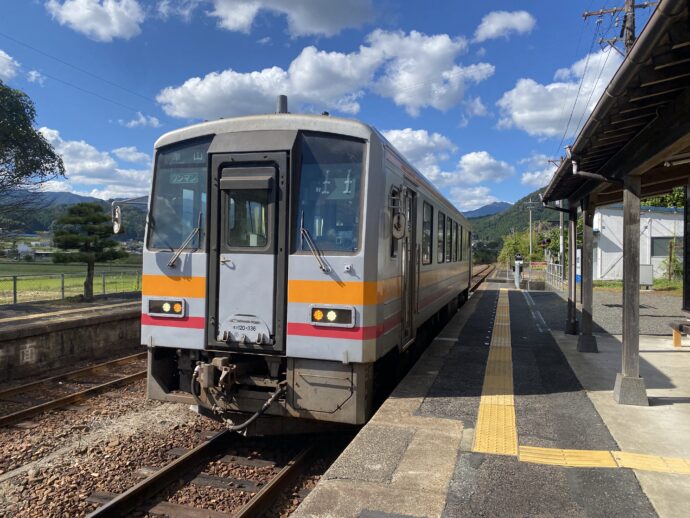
{"left": 141, "top": 314, "right": 206, "bottom": 329}
{"left": 287, "top": 313, "right": 401, "bottom": 340}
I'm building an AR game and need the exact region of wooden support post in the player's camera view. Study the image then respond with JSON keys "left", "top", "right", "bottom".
{"left": 578, "top": 196, "right": 598, "bottom": 352}
{"left": 614, "top": 175, "right": 648, "bottom": 405}
{"left": 565, "top": 208, "right": 579, "bottom": 334}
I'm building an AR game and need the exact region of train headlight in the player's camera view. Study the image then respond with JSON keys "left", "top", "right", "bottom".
{"left": 149, "top": 299, "right": 186, "bottom": 318}
{"left": 310, "top": 306, "right": 355, "bottom": 328}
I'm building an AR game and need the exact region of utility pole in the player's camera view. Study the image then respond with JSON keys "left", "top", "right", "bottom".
{"left": 582, "top": 1, "right": 657, "bottom": 55}
{"left": 525, "top": 198, "right": 540, "bottom": 289}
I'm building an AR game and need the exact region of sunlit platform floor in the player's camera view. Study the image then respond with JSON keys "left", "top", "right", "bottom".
{"left": 294, "top": 284, "right": 690, "bottom": 518}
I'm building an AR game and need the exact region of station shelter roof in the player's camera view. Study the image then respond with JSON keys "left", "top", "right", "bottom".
{"left": 542, "top": 0, "right": 690, "bottom": 208}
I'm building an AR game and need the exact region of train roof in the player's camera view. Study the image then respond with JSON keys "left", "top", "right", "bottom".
{"left": 154, "top": 113, "right": 374, "bottom": 149}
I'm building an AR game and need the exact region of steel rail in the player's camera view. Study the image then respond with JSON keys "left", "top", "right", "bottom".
{"left": 0, "top": 370, "right": 146, "bottom": 427}
{"left": 86, "top": 429, "right": 235, "bottom": 518}
{"left": 0, "top": 352, "right": 147, "bottom": 399}
{"left": 234, "top": 445, "right": 315, "bottom": 518}
{"left": 471, "top": 264, "right": 495, "bottom": 291}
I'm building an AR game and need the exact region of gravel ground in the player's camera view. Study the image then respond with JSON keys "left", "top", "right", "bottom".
{"left": 0, "top": 372, "right": 339, "bottom": 518}
{"left": 530, "top": 286, "right": 685, "bottom": 335}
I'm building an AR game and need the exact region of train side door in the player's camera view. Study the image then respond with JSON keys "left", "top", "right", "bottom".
{"left": 208, "top": 152, "right": 288, "bottom": 353}
{"left": 400, "top": 186, "right": 417, "bottom": 349}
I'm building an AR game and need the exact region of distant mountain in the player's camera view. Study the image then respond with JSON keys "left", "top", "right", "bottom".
{"left": 470, "top": 189, "right": 557, "bottom": 243}
{"left": 464, "top": 201, "right": 512, "bottom": 219}
{"left": 38, "top": 191, "right": 102, "bottom": 206}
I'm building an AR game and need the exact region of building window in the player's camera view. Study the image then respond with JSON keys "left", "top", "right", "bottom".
{"left": 422, "top": 202, "right": 433, "bottom": 264}
{"left": 445, "top": 215, "right": 452, "bottom": 262}
{"left": 651, "top": 237, "right": 684, "bottom": 257}
{"left": 437, "top": 211, "right": 445, "bottom": 263}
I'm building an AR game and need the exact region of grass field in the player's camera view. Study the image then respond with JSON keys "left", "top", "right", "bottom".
{"left": 593, "top": 278, "right": 682, "bottom": 296}
{"left": 0, "top": 261, "right": 141, "bottom": 305}
{"left": 0, "top": 260, "right": 141, "bottom": 276}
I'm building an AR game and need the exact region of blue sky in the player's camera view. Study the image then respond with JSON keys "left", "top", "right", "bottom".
{"left": 0, "top": 1, "right": 654, "bottom": 210}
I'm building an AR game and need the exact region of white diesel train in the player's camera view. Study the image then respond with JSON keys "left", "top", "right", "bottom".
{"left": 131, "top": 100, "right": 471, "bottom": 434}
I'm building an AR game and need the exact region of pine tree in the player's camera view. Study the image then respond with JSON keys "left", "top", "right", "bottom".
{"left": 53, "top": 203, "right": 126, "bottom": 300}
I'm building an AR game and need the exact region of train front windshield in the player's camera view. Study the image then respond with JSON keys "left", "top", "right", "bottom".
{"left": 147, "top": 138, "right": 212, "bottom": 251}
{"left": 293, "top": 134, "right": 364, "bottom": 253}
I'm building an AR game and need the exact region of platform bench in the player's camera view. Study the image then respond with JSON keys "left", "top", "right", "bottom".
{"left": 668, "top": 321, "right": 690, "bottom": 348}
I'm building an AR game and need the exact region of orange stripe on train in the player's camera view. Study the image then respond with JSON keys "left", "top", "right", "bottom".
{"left": 142, "top": 276, "right": 400, "bottom": 305}
{"left": 142, "top": 275, "right": 205, "bottom": 298}
{"left": 287, "top": 278, "right": 400, "bottom": 306}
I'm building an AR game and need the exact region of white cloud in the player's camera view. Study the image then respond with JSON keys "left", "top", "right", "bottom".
{"left": 474, "top": 10, "right": 536, "bottom": 42}
{"left": 497, "top": 48, "right": 622, "bottom": 138}
{"left": 156, "top": 0, "right": 200, "bottom": 21}
{"left": 370, "top": 30, "right": 493, "bottom": 116}
{"left": 157, "top": 29, "right": 494, "bottom": 119}
{"left": 112, "top": 146, "right": 151, "bottom": 164}
{"left": 0, "top": 49, "right": 20, "bottom": 81}
{"left": 119, "top": 111, "right": 161, "bottom": 128}
{"left": 40, "top": 127, "right": 116, "bottom": 174}
{"left": 45, "top": 0, "right": 145, "bottom": 42}
{"left": 383, "top": 128, "right": 456, "bottom": 178}
{"left": 208, "top": 0, "right": 373, "bottom": 37}
{"left": 452, "top": 151, "right": 514, "bottom": 185}
{"left": 519, "top": 153, "right": 557, "bottom": 188}
{"left": 38, "top": 127, "right": 151, "bottom": 199}
{"left": 27, "top": 70, "right": 47, "bottom": 85}
{"left": 450, "top": 186, "right": 499, "bottom": 212}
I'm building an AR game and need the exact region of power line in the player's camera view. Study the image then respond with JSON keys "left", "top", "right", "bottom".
{"left": 0, "top": 30, "right": 157, "bottom": 105}
{"left": 555, "top": 17, "right": 602, "bottom": 156}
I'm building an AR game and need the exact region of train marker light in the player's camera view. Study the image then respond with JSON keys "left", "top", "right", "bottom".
{"left": 148, "top": 299, "right": 185, "bottom": 318}
{"left": 310, "top": 306, "right": 355, "bottom": 327}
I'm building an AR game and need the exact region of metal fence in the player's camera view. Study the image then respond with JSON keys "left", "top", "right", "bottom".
{"left": 0, "top": 271, "right": 141, "bottom": 305}
{"left": 546, "top": 263, "right": 566, "bottom": 291}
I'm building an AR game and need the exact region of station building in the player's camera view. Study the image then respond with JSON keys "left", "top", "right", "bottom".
{"left": 594, "top": 205, "right": 683, "bottom": 280}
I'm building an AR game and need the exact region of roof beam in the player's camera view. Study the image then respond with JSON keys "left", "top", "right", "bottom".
{"left": 596, "top": 88, "right": 690, "bottom": 180}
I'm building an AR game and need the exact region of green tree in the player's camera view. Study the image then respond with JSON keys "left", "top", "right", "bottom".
{"left": 53, "top": 203, "right": 126, "bottom": 300}
{"left": 642, "top": 187, "right": 685, "bottom": 208}
{"left": 0, "top": 81, "right": 64, "bottom": 233}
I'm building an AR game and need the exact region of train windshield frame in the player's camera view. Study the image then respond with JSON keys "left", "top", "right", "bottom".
{"left": 292, "top": 133, "right": 366, "bottom": 254}
{"left": 147, "top": 137, "right": 213, "bottom": 251}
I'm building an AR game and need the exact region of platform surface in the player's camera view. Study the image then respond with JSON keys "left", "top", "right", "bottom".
{"left": 295, "top": 283, "right": 690, "bottom": 517}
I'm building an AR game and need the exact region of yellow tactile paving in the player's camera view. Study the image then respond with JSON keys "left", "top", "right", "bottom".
{"left": 472, "top": 289, "right": 518, "bottom": 456}
{"left": 519, "top": 446, "right": 618, "bottom": 468}
{"left": 469, "top": 288, "right": 690, "bottom": 477}
{"left": 613, "top": 452, "right": 690, "bottom": 475}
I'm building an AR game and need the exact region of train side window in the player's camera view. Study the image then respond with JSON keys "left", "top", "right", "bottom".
{"left": 458, "top": 224, "right": 463, "bottom": 261}
{"left": 437, "top": 211, "right": 445, "bottom": 263}
{"left": 445, "top": 215, "right": 452, "bottom": 263}
{"left": 422, "top": 202, "right": 433, "bottom": 265}
{"left": 390, "top": 187, "right": 400, "bottom": 258}
{"left": 454, "top": 222, "right": 459, "bottom": 262}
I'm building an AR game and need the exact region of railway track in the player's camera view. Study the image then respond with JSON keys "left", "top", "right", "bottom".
{"left": 471, "top": 264, "right": 496, "bottom": 291}
{"left": 0, "top": 352, "right": 147, "bottom": 427}
{"left": 86, "top": 430, "right": 315, "bottom": 518}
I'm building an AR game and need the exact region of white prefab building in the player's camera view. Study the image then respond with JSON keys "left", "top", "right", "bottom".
{"left": 593, "top": 205, "right": 683, "bottom": 280}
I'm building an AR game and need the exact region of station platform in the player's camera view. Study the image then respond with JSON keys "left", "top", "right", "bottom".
{"left": 295, "top": 282, "right": 690, "bottom": 518}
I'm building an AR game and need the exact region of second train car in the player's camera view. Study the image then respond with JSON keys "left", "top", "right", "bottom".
{"left": 135, "top": 99, "right": 472, "bottom": 433}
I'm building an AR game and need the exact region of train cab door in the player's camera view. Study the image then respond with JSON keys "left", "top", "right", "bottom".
{"left": 400, "top": 186, "right": 417, "bottom": 350}
{"left": 209, "top": 152, "right": 288, "bottom": 354}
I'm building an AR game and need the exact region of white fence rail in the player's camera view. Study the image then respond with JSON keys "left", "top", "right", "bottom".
{"left": 0, "top": 271, "right": 141, "bottom": 306}
{"left": 546, "top": 263, "right": 566, "bottom": 291}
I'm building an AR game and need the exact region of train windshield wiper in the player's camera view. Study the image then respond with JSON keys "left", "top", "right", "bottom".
{"left": 300, "top": 211, "right": 331, "bottom": 273}
{"left": 167, "top": 212, "right": 202, "bottom": 268}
